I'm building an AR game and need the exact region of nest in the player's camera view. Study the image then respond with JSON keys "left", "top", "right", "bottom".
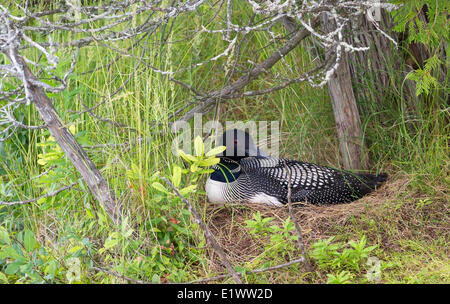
{"left": 202, "top": 174, "right": 449, "bottom": 277}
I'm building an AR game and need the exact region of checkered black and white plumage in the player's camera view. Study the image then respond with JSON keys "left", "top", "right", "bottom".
{"left": 205, "top": 129, "right": 387, "bottom": 206}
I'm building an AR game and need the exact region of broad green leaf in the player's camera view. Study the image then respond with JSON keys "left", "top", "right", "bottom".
{"left": 68, "top": 246, "right": 84, "bottom": 254}
{"left": 150, "top": 171, "right": 161, "bottom": 181}
{"left": 45, "top": 260, "right": 58, "bottom": 277}
{"left": 0, "top": 227, "right": 11, "bottom": 245}
{"left": 104, "top": 236, "right": 119, "bottom": 249}
{"left": 0, "top": 271, "right": 8, "bottom": 283}
{"left": 178, "top": 149, "right": 197, "bottom": 162}
{"left": 151, "top": 274, "right": 160, "bottom": 283}
{"left": 190, "top": 163, "right": 199, "bottom": 172}
{"left": 151, "top": 182, "right": 170, "bottom": 194}
{"left": 131, "top": 163, "right": 139, "bottom": 175}
{"left": 172, "top": 165, "right": 182, "bottom": 188}
{"left": 24, "top": 229, "right": 36, "bottom": 252}
{"left": 197, "top": 157, "right": 220, "bottom": 167}
{"left": 179, "top": 184, "right": 197, "bottom": 196}
{"left": 205, "top": 145, "right": 226, "bottom": 157}
{"left": 127, "top": 163, "right": 140, "bottom": 180}
{"left": 37, "top": 158, "right": 48, "bottom": 166}
{"left": 69, "top": 125, "right": 76, "bottom": 135}
{"left": 121, "top": 216, "right": 129, "bottom": 234}
{"left": 0, "top": 246, "right": 22, "bottom": 260}
{"left": 194, "top": 136, "right": 204, "bottom": 156}
{"left": 5, "top": 262, "right": 21, "bottom": 275}
{"left": 123, "top": 229, "right": 133, "bottom": 239}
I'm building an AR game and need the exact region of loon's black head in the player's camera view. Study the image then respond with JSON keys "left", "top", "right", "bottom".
{"left": 210, "top": 129, "right": 267, "bottom": 183}
{"left": 216, "top": 129, "right": 268, "bottom": 163}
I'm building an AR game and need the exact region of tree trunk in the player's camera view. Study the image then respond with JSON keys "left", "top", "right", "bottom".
{"left": 321, "top": 15, "right": 366, "bottom": 171}
{"left": 327, "top": 52, "right": 365, "bottom": 171}
{"left": 15, "top": 53, "right": 121, "bottom": 225}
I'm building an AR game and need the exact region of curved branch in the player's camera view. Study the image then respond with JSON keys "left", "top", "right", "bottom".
{"left": 173, "top": 17, "right": 320, "bottom": 124}
{"left": 9, "top": 51, "right": 121, "bottom": 224}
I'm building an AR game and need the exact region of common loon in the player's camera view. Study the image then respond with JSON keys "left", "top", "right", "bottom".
{"left": 205, "top": 129, "right": 387, "bottom": 206}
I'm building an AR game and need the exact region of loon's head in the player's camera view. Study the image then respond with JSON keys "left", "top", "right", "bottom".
{"left": 216, "top": 129, "right": 268, "bottom": 163}
{"left": 210, "top": 129, "right": 268, "bottom": 183}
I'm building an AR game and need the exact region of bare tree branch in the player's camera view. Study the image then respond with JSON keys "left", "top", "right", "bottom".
{"left": 189, "top": 257, "right": 306, "bottom": 283}
{"left": 173, "top": 17, "right": 320, "bottom": 125}
{"left": 0, "top": 182, "right": 76, "bottom": 206}
{"left": 7, "top": 51, "right": 121, "bottom": 224}
{"left": 12, "top": 165, "right": 57, "bottom": 188}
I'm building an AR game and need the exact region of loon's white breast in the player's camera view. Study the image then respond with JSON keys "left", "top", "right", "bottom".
{"left": 205, "top": 176, "right": 283, "bottom": 207}
{"left": 205, "top": 177, "right": 230, "bottom": 204}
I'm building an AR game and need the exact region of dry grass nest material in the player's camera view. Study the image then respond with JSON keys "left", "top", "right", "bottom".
{"left": 203, "top": 174, "right": 449, "bottom": 272}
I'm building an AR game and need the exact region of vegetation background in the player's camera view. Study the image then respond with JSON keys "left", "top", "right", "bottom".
{"left": 0, "top": 0, "right": 448, "bottom": 283}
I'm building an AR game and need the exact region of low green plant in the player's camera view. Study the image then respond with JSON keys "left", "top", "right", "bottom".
{"left": 151, "top": 136, "right": 225, "bottom": 198}
{"left": 310, "top": 235, "right": 378, "bottom": 283}
{"left": 245, "top": 211, "right": 299, "bottom": 261}
{"left": 392, "top": 0, "right": 448, "bottom": 96}
{"left": 415, "top": 198, "right": 433, "bottom": 209}
{"left": 244, "top": 211, "right": 275, "bottom": 237}
{"left": 326, "top": 270, "right": 354, "bottom": 284}
{"left": 127, "top": 136, "right": 227, "bottom": 283}
{"left": 0, "top": 226, "right": 63, "bottom": 283}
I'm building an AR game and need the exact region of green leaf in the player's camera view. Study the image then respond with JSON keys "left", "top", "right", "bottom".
{"left": 194, "top": 136, "right": 204, "bottom": 156}
{"left": 37, "top": 157, "right": 48, "bottom": 166}
{"left": 68, "top": 246, "right": 84, "bottom": 254}
{"left": 0, "top": 271, "right": 8, "bottom": 283}
{"left": 172, "top": 165, "right": 182, "bottom": 188}
{"left": 151, "top": 182, "right": 170, "bottom": 194}
{"left": 197, "top": 157, "right": 220, "bottom": 167}
{"left": 123, "top": 228, "right": 133, "bottom": 239}
{"left": 131, "top": 163, "right": 139, "bottom": 175}
{"left": 190, "top": 163, "right": 199, "bottom": 172}
{"left": 5, "top": 262, "right": 22, "bottom": 275}
{"left": 45, "top": 260, "right": 58, "bottom": 277}
{"left": 0, "top": 227, "right": 11, "bottom": 245}
{"left": 179, "top": 184, "right": 197, "bottom": 196}
{"left": 104, "top": 235, "right": 119, "bottom": 249}
{"left": 24, "top": 229, "right": 36, "bottom": 252}
{"left": 178, "top": 149, "right": 197, "bottom": 162}
{"left": 151, "top": 273, "right": 160, "bottom": 283}
{"left": 205, "top": 145, "right": 226, "bottom": 157}
{"left": 0, "top": 246, "right": 22, "bottom": 260}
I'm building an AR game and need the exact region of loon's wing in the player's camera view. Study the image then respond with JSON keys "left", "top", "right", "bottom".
{"left": 240, "top": 157, "right": 387, "bottom": 204}
{"left": 240, "top": 157, "right": 337, "bottom": 190}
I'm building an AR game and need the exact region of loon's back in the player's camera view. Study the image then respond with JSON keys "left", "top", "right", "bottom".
{"left": 207, "top": 157, "right": 387, "bottom": 205}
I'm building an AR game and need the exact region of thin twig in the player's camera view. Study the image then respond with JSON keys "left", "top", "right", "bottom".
{"left": 189, "top": 257, "right": 306, "bottom": 283}
{"left": 172, "top": 18, "right": 320, "bottom": 125}
{"left": 12, "top": 165, "right": 56, "bottom": 188}
{"left": 0, "top": 182, "right": 76, "bottom": 206}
